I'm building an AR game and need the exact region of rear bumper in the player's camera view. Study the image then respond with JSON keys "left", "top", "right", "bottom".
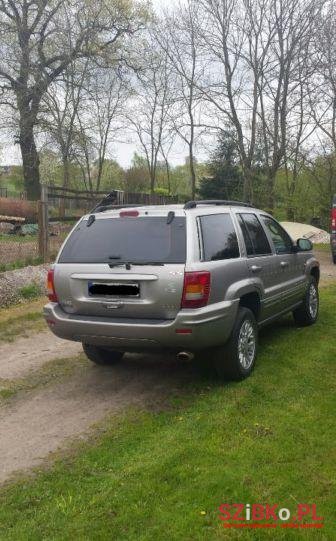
{"left": 43, "top": 300, "right": 239, "bottom": 351}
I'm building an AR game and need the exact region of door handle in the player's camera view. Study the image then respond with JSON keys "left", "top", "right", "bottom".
{"left": 250, "top": 265, "right": 262, "bottom": 273}
{"left": 280, "top": 261, "right": 289, "bottom": 268}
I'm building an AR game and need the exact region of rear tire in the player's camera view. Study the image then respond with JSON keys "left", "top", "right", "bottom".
{"left": 213, "top": 307, "right": 258, "bottom": 381}
{"left": 333, "top": 253, "right": 336, "bottom": 264}
{"left": 82, "top": 344, "right": 124, "bottom": 365}
{"left": 293, "top": 276, "right": 319, "bottom": 326}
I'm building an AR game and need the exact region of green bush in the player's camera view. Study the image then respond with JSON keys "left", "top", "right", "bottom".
{"left": 18, "top": 283, "right": 42, "bottom": 300}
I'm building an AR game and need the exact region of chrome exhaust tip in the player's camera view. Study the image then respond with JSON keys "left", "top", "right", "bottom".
{"left": 177, "top": 351, "right": 194, "bottom": 362}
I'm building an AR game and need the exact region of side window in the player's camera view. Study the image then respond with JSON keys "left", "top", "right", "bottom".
{"left": 237, "top": 215, "right": 254, "bottom": 256}
{"left": 262, "top": 216, "right": 293, "bottom": 254}
{"left": 200, "top": 213, "right": 240, "bottom": 261}
{"left": 238, "top": 213, "right": 272, "bottom": 256}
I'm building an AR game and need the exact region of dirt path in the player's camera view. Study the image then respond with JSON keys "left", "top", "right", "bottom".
{"left": 0, "top": 332, "right": 81, "bottom": 379}
{"left": 0, "top": 352, "right": 192, "bottom": 484}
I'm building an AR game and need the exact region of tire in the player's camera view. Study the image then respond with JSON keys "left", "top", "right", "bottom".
{"left": 333, "top": 253, "right": 336, "bottom": 265}
{"left": 212, "top": 307, "right": 258, "bottom": 381}
{"left": 82, "top": 343, "right": 124, "bottom": 365}
{"left": 293, "top": 276, "right": 319, "bottom": 327}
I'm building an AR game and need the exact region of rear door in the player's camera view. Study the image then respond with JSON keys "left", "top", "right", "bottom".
{"left": 54, "top": 211, "right": 186, "bottom": 320}
{"left": 260, "top": 215, "right": 306, "bottom": 308}
{"left": 236, "top": 213, "right": 285, "bottom": 320}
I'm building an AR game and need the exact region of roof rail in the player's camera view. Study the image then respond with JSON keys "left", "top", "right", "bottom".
{"left": 184, "top": 199, "right": 253, "bottom": 210}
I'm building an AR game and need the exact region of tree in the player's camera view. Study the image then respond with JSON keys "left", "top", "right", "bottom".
{"left": 198, "top": 130, "right": 243, "bottom": 200}
{"left": 157, "top": 0, "right": 202, "bottom": 198}
{"left": 41, "top": 58, "right": 90, "bottom": 214}
{"left": 195, "top": 0, "right": 318, "bottom": 209}
{"left": 0, "top": 0, "right": 147, "bottom": 199}
{"left": 256, "top": 0, "right": 318, "bottom": 211}
{"left": 74, "top": 67, "right": 128, "bottom": 192}
{"left": 128, "top": 30, "right": 172, "bottom": 193}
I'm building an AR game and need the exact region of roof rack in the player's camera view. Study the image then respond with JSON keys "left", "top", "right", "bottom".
{"left": 183, "top": 199, "right": 253, "bottom": 210}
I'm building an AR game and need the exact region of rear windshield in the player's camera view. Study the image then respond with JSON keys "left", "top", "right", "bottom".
{"left": 58, "top": 216, "right": 186, "bottom": 264}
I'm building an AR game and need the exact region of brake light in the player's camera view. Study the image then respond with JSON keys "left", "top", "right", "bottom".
{"left": 47, "top": 269, "right": 58, "bottom": 302}
{"left": 181, "top": 271, "right": 211, "bottom": 309}
{"left": 120, "top": 210, "right": 139, "bottom": 217}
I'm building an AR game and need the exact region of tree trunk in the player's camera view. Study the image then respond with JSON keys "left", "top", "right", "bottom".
{"left": 59, "top": 156, "right": 70, "bottom": 218}
{"left": 189, "top": 144, "right": 196, "bottom": 199}
{"left": 266, "top": 173, "right": 275, "bottom": 212}
{"left": 287, "top": 207, "right": 295, "bottom": 221}
{"left": 150, "top": 170, "right": 155, "bottom": 194}
{"left": 242, "top": 166, "right": 253, "bottom": 204}
{"left": 19, "top": 122, "right": 41, "bottom": 201}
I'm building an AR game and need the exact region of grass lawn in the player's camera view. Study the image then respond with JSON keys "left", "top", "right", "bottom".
{"left": 313, "top": 243, "right": 331, "bottom": 253}
{"left": 0, "top": 298, "right": 45, "bottom": 341}
{"left": 0, "top": 235, "right": 37, "bottom": 244}
{"left": 0, "top": 286, "right": 335, "bottom": 540}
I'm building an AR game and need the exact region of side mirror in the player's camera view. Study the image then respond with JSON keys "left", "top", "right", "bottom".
{"left": 296, "top": 238, "right": 313, "bottom": 252}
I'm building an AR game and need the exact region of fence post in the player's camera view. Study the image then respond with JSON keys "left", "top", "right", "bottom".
{"left": 38, "top": 184, "right": 49, "bottom": 262}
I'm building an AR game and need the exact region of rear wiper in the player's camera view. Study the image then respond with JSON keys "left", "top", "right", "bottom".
{"left": 108, "top": 261, "right": 164, "bottom": 267}
{"left": 133, "top": 262, "right": 165, "bottom": 266}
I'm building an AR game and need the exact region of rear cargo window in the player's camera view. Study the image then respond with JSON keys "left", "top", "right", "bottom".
{"left": 58, "top": 216, "right": 186, "bottom": 264}
{"left": 200, "top": 213, "right": 240, "bottom": 261}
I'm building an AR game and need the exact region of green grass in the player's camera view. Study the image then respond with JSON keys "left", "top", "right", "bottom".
{"left": 313, "top": 243, "right": 331, "bottom": 253}
{"left": 0, "top": 234, "right": 37, "bottom": 244}
{"left": 0, "top": 256, "right": 43, "bottom": 273}
{"left": 0, "top": 311, "right": 45, "bottom": 342}
{"left": 18, "top": 283, "right": 42, "bottom": 300}
{"left": 0, "top": 286, "right": 335, "bottom": 540}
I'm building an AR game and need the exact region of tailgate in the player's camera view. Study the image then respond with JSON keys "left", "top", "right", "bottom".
{"left": 54, "top": 263, "right": 186, "bottom": 320}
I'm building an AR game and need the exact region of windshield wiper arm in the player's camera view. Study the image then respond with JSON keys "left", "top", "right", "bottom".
{"left": 108, "top": 261, "right": 164, "bottom": 267}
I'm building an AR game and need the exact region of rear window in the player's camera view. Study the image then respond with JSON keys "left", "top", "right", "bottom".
{"left": 59, "top": 216, "right": 186, "bottom": 264}
{"left": 199, "top": 213, "right": 240, "bottom": 261}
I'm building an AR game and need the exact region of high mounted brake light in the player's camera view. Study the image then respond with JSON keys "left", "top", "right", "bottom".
{"left": 119, "top": 210, "right": 139, "bottom": 217}
{"left": 47, "top": 269, "right": 58, "bottom": 302}
{"left": 181, "top": 271, "right": 211, "bottom": 309}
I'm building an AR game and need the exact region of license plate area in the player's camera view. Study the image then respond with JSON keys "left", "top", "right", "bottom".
{"left": 88, "top": 281, "right": 140, "bottom": 297}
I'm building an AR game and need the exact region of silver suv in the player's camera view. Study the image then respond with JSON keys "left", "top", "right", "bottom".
{"left": 44, "top": 199, "right": 320, "bottom": 380}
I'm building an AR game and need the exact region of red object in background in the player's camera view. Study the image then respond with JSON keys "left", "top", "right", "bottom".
{"left": 331, "top": 195, "right": 336, "bottom": 231}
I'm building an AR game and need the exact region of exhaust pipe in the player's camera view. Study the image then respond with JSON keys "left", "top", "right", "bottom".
{"left": 177, "top": 351, "right": 194, "bottom": 362}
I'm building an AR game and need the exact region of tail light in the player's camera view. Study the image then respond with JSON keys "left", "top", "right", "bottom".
{"left": 181, "top": 271, "right": 211, "bottom": 309}
{"left": 47, "top": 269, "right": 58, "bottom": 302}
